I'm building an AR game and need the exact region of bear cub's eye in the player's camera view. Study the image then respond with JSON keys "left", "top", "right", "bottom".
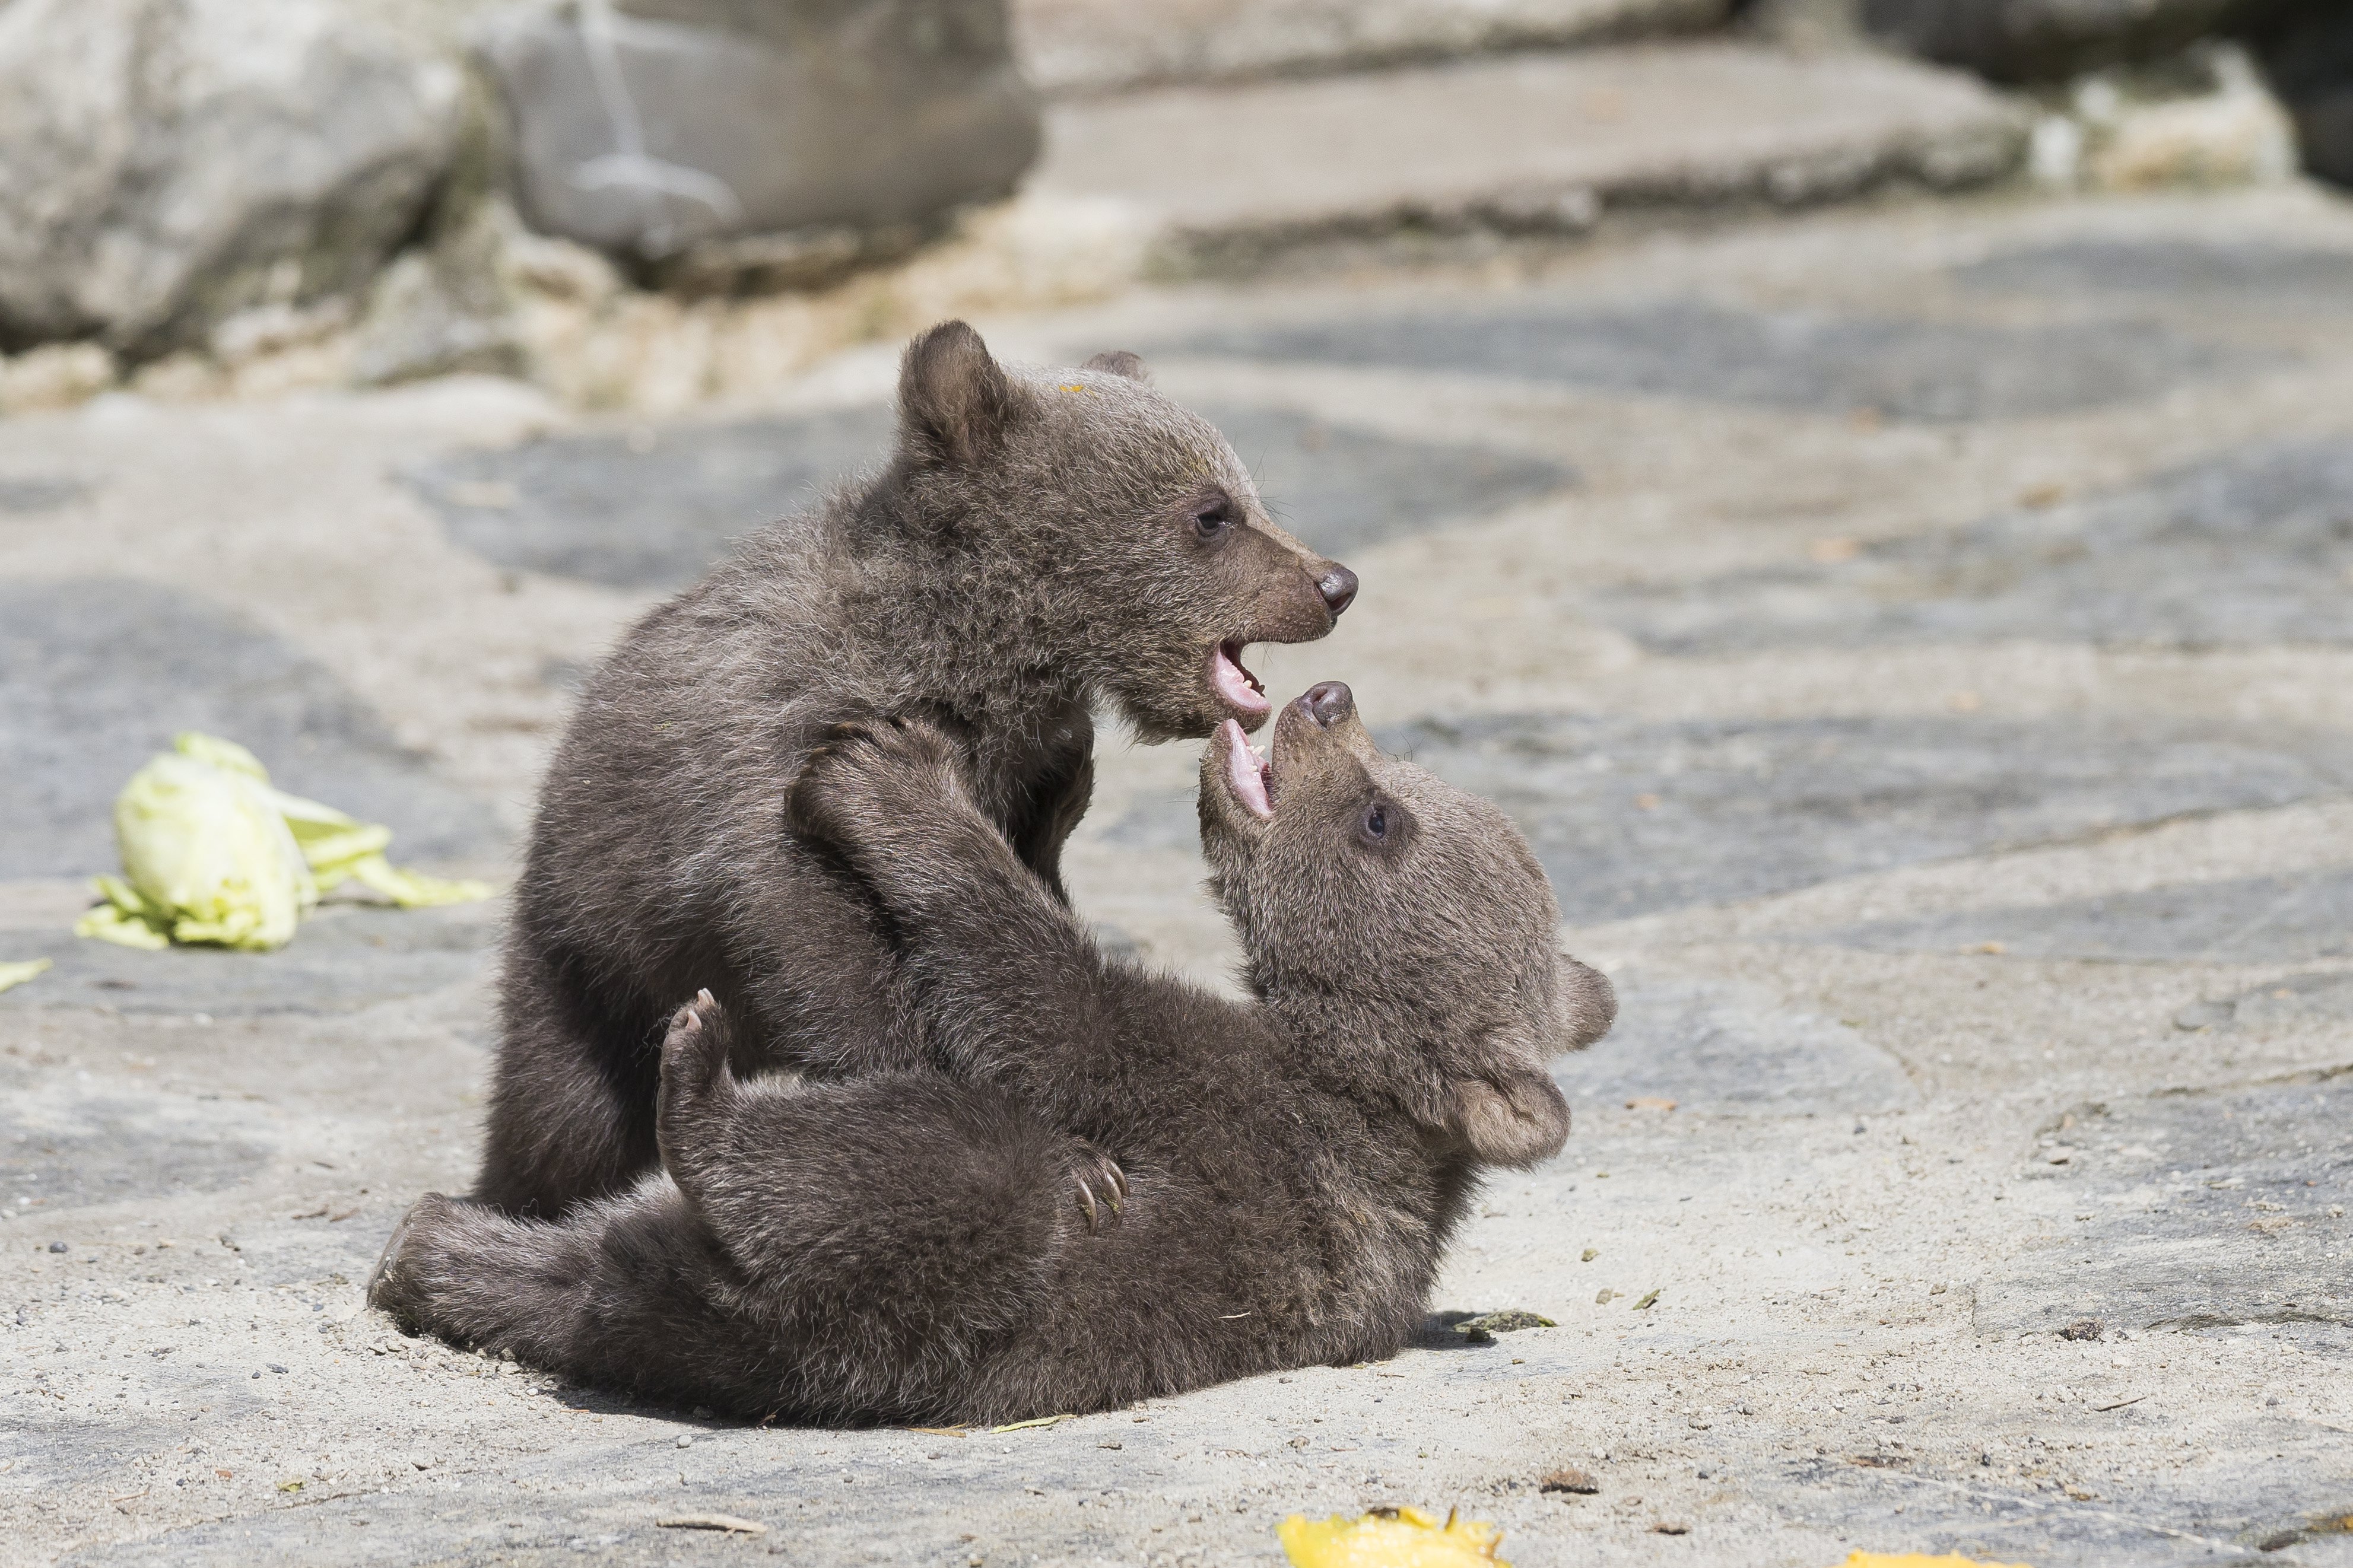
{"left": 1361, "top": 800, "right": 1389, "bottom": 844}
{"left": 1192, "top": 495, "right": 1235, "bottom": 539}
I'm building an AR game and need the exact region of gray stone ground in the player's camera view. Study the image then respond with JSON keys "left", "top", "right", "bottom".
{"left": 4, "top": 183, "right": 2353, "bottom": 1567}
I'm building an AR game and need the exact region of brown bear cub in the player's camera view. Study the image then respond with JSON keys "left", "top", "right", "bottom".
{"left": 371, "top": 683, "right": 1615, "bottom": 1424}
{"left": 477, "top": 321, "right": 1357, "bottom": 1219}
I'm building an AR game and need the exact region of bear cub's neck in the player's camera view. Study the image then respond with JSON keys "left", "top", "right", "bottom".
{"left": 840, "top": 481, "right": 1101, "bottom": 770}
{"left": 1252, "top": 979, "right": 1476, "bottom": 1182}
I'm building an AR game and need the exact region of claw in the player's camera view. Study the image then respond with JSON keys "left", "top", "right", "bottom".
{"left": 1069, "top": 1139, "right": 1128, "bottom": 1233}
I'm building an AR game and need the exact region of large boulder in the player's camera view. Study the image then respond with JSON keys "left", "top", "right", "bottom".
{"left": 2246, "top": 1, "right": 2353, "bottom": 186}
{"left": 0, "top": 0, "right": 464, "bottom": 360}
{"left": 1858, "top": 0, "right": 2244, "bottom": 82}
{"left": 480, "top": 0, "right": 1040, "bottom": 266}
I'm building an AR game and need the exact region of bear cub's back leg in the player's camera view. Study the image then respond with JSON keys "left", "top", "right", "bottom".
{"left": 653, "top": 994, "right": 1123, "bottom": 1344}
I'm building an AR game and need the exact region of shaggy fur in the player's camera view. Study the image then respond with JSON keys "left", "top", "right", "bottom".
{"left": 475, "top": 322, "right": 1354, "bottom": 1219}
{"left": 371, "top": 685, "right": 1615, "bottom": 1425}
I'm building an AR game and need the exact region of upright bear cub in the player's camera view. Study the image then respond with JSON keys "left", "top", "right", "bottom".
{"left": 477, "top": 322, "right": 1356, "bottom": 1218}
{"left": 371, "top": 683, "right": 1615, "bottom": 1424}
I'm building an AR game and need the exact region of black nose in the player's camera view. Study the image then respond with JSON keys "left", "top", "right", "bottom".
{"left": 1302, "top": 681, "right": 1354, "bottom": 727}
{"left": 1316, "top": 565, "right": 1358, "bottom": 618}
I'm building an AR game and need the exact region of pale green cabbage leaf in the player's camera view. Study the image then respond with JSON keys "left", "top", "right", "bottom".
{"left": 75, "top": 733, "right": 489, "bottom": 952}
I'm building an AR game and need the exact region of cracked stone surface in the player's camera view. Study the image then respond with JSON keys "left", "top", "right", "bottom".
{"left": 1953, "top": 239, "right": 2353, "bottom": 300}
{"left": 1826, "top": 869, "right": 2353, "bottom": 966}
{"left": 4, "top": 187, "right": 2351, "bottom": 1566}
{"left": 1395, "top": 713, "right": 2352, "bottom": 922}
{"left": 1034, "top": 43, "right": 2029, "bottom": 264}
{"left": 402, "top": 402, "right": 1571, "bottom": 590}
{"left": 28, "top": 905, "right": 499, "bottom": 1020}
{"left": 0, "top": 579, "right": 502, "bottom": 880}
{"left": 1168, "top": 301, "right": 2266, "bottom": 421}
{"left": 1973, "top": 1070, "right": 2353, "bottom": 1341}
{"left": 1583, "top": 440, "right": 2353, "bottom": 654}
{"left": 1553, "top": 977, "right": 1920, "bottom": 1117}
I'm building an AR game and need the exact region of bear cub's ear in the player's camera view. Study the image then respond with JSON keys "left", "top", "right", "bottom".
{"left": 900, "top": 320, "right": 1020, "bottom": 469}
{"left": 1557, "top": 957, "right": 1617, "bottom": 1052}
{"left": 1082, "top": 349, "right": 1151, "bottom": 383}
{"left": 1447, "top": 1070, "right": 1571, "bottom": 1169}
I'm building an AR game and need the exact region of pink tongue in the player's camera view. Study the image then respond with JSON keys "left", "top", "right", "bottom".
{"left": 1211, "top": 645, "right": 1270, "bottom": 716}
{"left": 1221, "top": 720, "right": 1272, "bottom": 818}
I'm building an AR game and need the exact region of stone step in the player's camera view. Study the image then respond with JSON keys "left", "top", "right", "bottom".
{"left": 1031, "top": 41, "right": 2032, "bottom": 271}
{"left": 1013, "top": 0, "right": 1731, "bottom": 97}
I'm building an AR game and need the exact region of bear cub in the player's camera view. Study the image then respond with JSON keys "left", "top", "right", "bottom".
{"left": 371, "top": 682, "right": 1615, "bottom": 1425}
{"left": 478, "top": 321, "right": 1357, "bottom": 1219}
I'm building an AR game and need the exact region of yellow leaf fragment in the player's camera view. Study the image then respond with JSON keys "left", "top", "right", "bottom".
{"left": 1279, "top": 1506, "right": 1510, "bottom": 1567}
{"left": 1839, "top": 1555, "right": 2034, "bottom": 1568}
{"left": 0, "top": 958, "right": 51, "bottom": 995}
{"left": 990, "top": 1413, "right": 1075, "bottom": 1433}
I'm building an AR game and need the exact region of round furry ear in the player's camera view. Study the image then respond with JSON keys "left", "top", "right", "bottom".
{"left": 899, "top": 320, "right": 1020, "bottom": 468}
{"left": 1555, "top": 956, "right": 1617, "bottom": 1052}
{"left": 1081, "top": 349, "right": 1151, "bottom": 383}
{"left": 1447, "top": 1070, "right": 1570, "bottom": 1169}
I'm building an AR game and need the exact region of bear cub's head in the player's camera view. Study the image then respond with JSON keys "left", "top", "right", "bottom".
{"left": 1198, "top": 684, "right": 1615, "bottom": 1169}
{"left": 883, "top": 320, "right": 1356, "bottom": 739}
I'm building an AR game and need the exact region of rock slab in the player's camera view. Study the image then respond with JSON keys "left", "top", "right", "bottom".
{"left": 2249, "top": 2, "right": 2353, "bottom": 189}
{"left": 1375, "top": 712, "right": 2353, "bottom": 922}
{"left": 402, "top": 399, "right": 1570, "bottom": 589}
{"left": 1859, "top": 0, "right": 2244, "bottom": 83}
{"left": 1975, "top": 1074, "right": 2353, "bottom": 1337}
{"left": 1013, "top": 0, "right": 1729, "bottom": 96}
{"left": 1174, "top": 298, "right": 2251, "bottom": 421}
{"left": 0, "top": 578, "right": 500, "bottom": 880}
{"left": 480, "top": 0, "right": 1040, "bottom": 263}
{"left": 1034, "top": 43, "right": 2030, "bottom": 268}
{"left": 0, "top": 0, "right": 462, "bottom": 358}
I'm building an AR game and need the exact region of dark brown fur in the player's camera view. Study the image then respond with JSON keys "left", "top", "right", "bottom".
{"left": 475, "top": 322, "right": 1352, "bottom": 1218}
{"left": 373, "top": 686, "right": 1615, "bottom": 1424}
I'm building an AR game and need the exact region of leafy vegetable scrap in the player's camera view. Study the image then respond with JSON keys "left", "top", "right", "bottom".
{"left": 74, "top": 732, "right": 488, "bottom": 952}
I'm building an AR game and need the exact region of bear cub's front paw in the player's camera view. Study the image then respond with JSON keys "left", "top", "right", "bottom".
{"left": 659, "top": 988, "right": 732, "bottom": 1095}
{"left": 788, "top": 716, "right": 970, "bottom": 850}
{"left": 1071, "top": 1139, "right": 1128, "bottom": 1233}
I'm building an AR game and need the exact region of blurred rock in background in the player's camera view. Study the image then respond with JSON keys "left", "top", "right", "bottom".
{"left": 2, "top": 0, "right": 2347, "bottom": 418}
{"left": 2021, "top": 41, "right": 2297, "bottom": 192}
{"left": 0, "top": 0, "right": 463, "bottom": 360}
{"left": 479, "top": 0, "right": 1039, "bottom": 280}
{"left": 1847, "top": 0, "right": 2352, "bottom": 190}
{"left": 1013, "top": 0, "right": 1729, "bottom": 96}
{"left": 1857, "top": 0, "right": 2245, "bottom": 81}
{"left": 2241, "top": 1, "right": 2353, "bottom": 186}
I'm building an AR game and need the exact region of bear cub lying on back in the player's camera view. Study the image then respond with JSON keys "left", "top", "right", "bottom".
{"left": 371, "top": 682, "right": 1614, "bottom": 1424}
{"left": 478, "top": 322, "right": 1357, "bottom": 1220}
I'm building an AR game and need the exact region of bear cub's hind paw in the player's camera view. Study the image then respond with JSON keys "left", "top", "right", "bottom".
{"left": 366, "top": 1191, "right": 462, "bottom": 1328}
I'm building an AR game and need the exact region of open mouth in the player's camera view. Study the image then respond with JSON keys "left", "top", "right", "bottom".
{"left": 1208, "top": 640, "right": 1270, "bottom": 720}
{"left": 1217, "top": 718, "right": 1274, "bottom": 819}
